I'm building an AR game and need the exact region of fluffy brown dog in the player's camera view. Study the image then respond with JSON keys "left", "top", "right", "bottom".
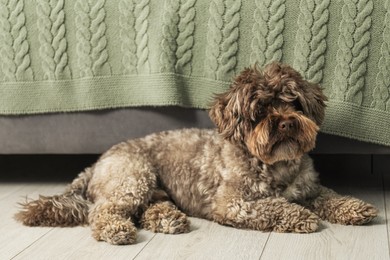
{"left": 16, "top": 62, "right": 378, "bottom": 245}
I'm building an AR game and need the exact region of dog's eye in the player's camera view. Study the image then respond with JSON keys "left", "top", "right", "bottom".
{"left": 251, "top": 112, "right": 264, "bottom": 125}
{"left": 292, "top": 99, "right": 304, "bottom": 112}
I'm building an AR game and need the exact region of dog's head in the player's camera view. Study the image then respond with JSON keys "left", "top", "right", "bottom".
{"left": 209, "top": 62, "right": 327, "bottom": 164}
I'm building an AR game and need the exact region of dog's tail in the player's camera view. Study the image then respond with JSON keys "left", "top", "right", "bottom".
{"left": 15, "top": 167, "right": 93, "bottom": 227}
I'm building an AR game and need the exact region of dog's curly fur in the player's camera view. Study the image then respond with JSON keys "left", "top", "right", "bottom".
{"left": 15, "top": 62, "right": 378, "bottom": 245}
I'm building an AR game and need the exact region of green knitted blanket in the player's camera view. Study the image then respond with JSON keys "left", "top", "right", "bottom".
{"left": 0, "top": 0, "right": 389, "bottom": 146}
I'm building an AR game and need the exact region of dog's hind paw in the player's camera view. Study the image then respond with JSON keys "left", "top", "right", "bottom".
{"left": 93, "top": 219, "right": 137, "bottom": 245}
{"left": 141, "top": 201, "right": 190, "bottom": 234}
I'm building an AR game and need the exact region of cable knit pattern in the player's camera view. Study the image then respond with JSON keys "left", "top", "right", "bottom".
{"left": 331, "top": 0, "right": 373, "bottom": 104}
{"left": 250, "top": 0, "right": 285, "bottom": 66}
{"left": 204, "top": 0, "right": 223, "bottom": 79}
{"left": 293, "top": 0, "right": 329, "bottom": 84}
{"left": 90, "top": 0, "right": 110, "bottom": 75}
{"left": 75, "top": 0, "right": 111, "bottom": 77}
{"left": 118, "top": 0, "right": 150, "bottom": 74}
{"left": 160, "top": 0, "right": 180, "bottom": 73}
{"left": 0, "top": 0, "right": 33, "bottom": 81}
{"left": 75, "top": 0, "right": 92, "bottom": 77}
{"left": 204, "top": 0, "right": 241, "bottom": 80}
{"left": 372, "top": 0, "right": 390, "bottom": 111}
{"left": 119, "top": 0, "right": 137, "bottom": 74}
{"left": 218, "top": 0, "right": 241, "bottom": 79}
{"left": 175, "top": 0, "right": 196, "bottom": 75}
{"left": 134, "top": 0, "right": 150, "bottom": 73}
{"left": 160, "top": 0, "right": 196, "bottom": 74}
{"left": 36, "top": 0, "right": 70, "bottom": 80}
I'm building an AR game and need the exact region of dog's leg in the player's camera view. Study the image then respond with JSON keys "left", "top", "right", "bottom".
{"left": 213, "top": 197, "right": 319, "bottom": 233}
{"left": 87, "top": 152, "right": 158, "bottom": 245}
{"left": 304, "top": 186, "right": 378, "bottom": 225}
{"left": 88, "top": 182, "right": 156, "bottom": 245}
{"left": 88, "top": 200, "right": 138, "bottom": 245}
{"left": 141, "top": 199, "right": 190, "bottom": 234}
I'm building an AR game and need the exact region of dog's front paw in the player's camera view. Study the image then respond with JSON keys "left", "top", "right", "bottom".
{"left": 274, "top": 206, "right": 320, "bottom": 233}
{"left": 292, "top": 211, "right": 320, "bottom": 233}
{"left": 326, "top": 197, "right": 378, "bottom": 225}
{"left": 141, "top": 202, "right": 190, "bottom": 234}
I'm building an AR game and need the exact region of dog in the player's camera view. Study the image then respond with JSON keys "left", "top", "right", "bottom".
{"left": 15, "top": 62, "right": 378, "bottom": 245}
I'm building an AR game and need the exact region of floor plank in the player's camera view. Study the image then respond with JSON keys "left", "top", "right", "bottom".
{"left": 2, "top": 173, "right": 389, "bottom": 260}
{"left": 13, "top": 227, "right": 156, "bottom": 260}
{"left": 0, "top": 183, "right": 66, "bottom": 260}
{"left": 260, "top": 174, "right": 389, "bottom": 260}
{"left": 135, "top": 217, "right": 270, "bottom": 260}
{"left": 0, "top": 184, "right": 32, "bottom": 201}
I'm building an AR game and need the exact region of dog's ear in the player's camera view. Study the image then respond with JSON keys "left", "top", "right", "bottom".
{"left": 297, "top": 81, "right": 327, "bottom": 126}
{"left": 209, "top": 66, "right": 265, "bottom": 142}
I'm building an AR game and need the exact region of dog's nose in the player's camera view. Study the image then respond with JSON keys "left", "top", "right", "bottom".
{"left": 278, "top": 118, "right": 296, "bottom": 132}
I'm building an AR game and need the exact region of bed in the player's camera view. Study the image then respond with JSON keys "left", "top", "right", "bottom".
{"left": 0, "top": 0, "right": 389, "bottom": 154}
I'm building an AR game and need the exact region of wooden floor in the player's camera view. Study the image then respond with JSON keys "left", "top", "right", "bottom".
{"left": 2, "top": 173, "right": 390, "bottom": 260}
